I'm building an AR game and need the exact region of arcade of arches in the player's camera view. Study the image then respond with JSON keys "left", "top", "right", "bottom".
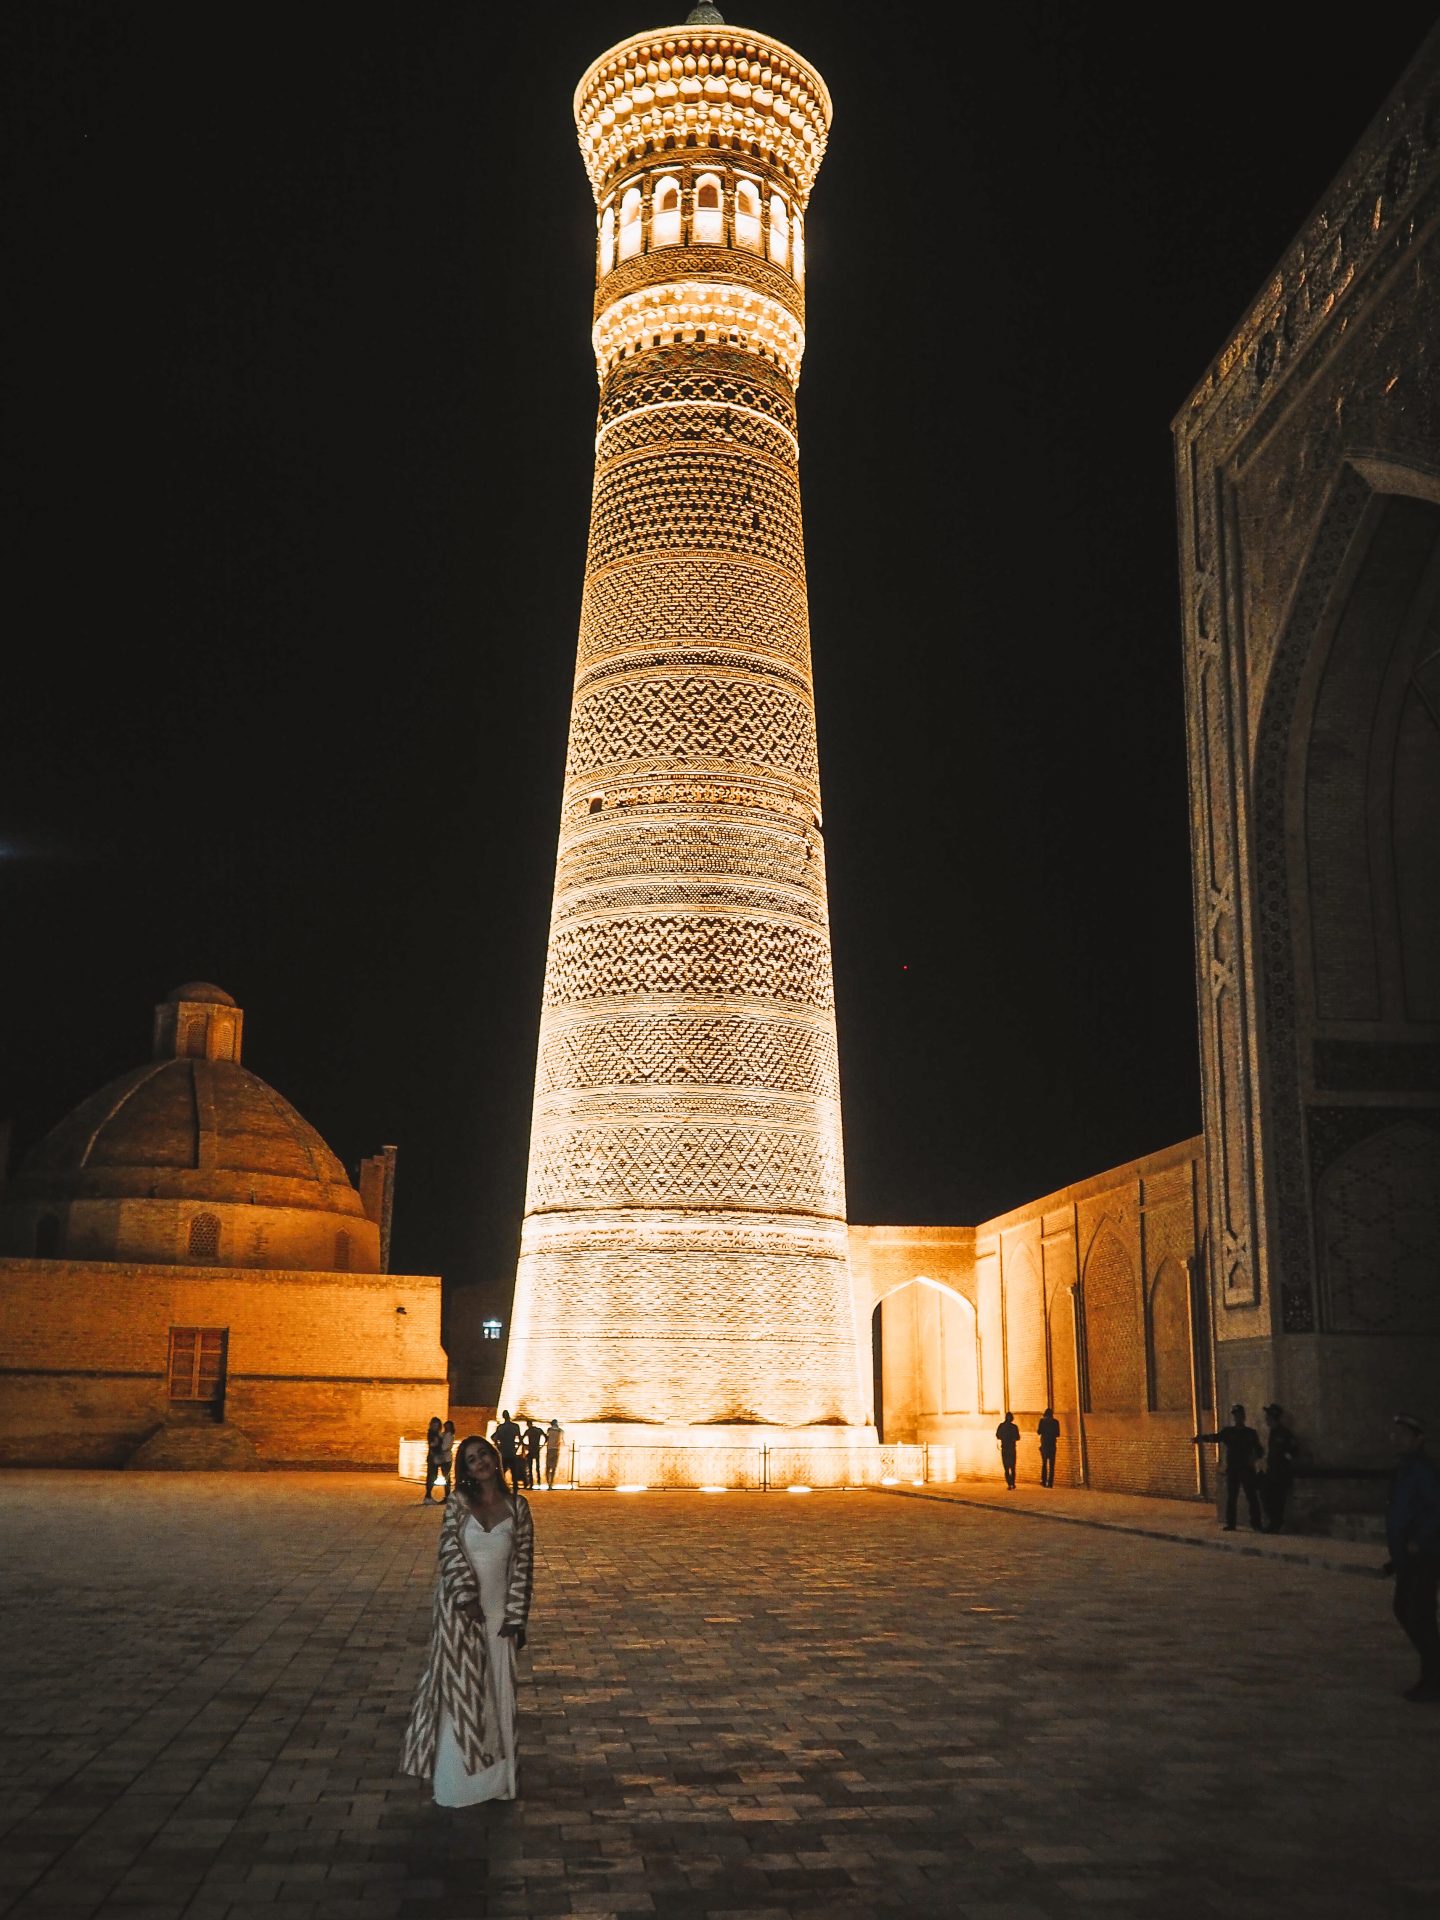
{"left": 849, "top": 1138, "right": 1212, "bottom": 1498}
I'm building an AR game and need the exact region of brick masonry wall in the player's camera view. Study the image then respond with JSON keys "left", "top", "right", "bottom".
{"left": 0, "top": 1259, "right": 447, "bottom": 1466}
{"left": 2, "top": 1195, "right": 381, "bottom": 1274}
{"left": 1084, "top": 1413, "right": 1201, "bottom": 1499}
{"left": 851, "top": 1138, "right": 1215, "bottom": 1501}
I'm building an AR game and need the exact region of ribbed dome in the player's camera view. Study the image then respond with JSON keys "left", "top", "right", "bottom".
{"left": 164, "top": 981, "right": 236, "bottom": 1006}
{"left": 1, "top": 988, "right": 381, "bottom": 1272}
{"left": 15, "top": 1057, "right": 360, "bottom": 1211}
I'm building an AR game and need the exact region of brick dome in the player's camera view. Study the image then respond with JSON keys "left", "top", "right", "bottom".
{"left": 164, "top": 981, "right": 236, "bottom": 1006}
{"left": 0, "top": 987, "right": 381, "bottom": 1272}
{"left": 15, "top": 1059, "right": 362, "bottom": 1208}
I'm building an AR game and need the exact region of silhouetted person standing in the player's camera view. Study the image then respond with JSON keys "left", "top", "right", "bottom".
{"left": 492, "top": 1410, "right": 521, "bottom": 1493}
{"left": 436, "top": 1420, "right": 456, "bottom": 1500}
{"left": 1260, "top": 1403, "right": 1297, "bottom": 1533}
{"left": 1383, "top": 1413, "right": 1440, "bottom": 1703}
{"left": 1193, "top": 1404, "right": 1264, "bottom": 1530}
{"left": 421, "top": 1416, "right": 444, "bottom": 1504}
{"left": 1037, "top": 1408, "right": 1060, "bottom": 1488}
{"left": 545, "top": 1419, "right": 564, "bottom": 1490}
{"left": 523, "top": 1419, "right": 545, "bottom": 1490}
{"left": 996, "top": 1412, "right": 1020, "bottom": 1490}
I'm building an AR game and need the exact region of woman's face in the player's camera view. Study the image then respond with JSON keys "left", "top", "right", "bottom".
{"left": 462, "top": 1441, "right": 496, "bottom": 1484}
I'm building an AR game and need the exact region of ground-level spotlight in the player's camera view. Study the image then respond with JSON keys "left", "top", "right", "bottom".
{"left": 880, "top": 1475, "right": 899, "bottom": 1486}
{"left": 699, "top": 1485, "right": 729, "bottom": 1493}
{"left": 615, "top": 1484, "right": 649, "bottom": 1493}
{"left": 786, "top": 1484, "right": 813, "bottom": 1494}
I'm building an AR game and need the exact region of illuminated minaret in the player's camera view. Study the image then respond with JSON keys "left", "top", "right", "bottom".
{"left": 501, "top": 7, "right": 868, "bottom": 1448}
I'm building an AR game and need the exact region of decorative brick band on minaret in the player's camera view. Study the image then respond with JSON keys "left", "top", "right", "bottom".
{"left": 501, "top": 15, "right": 867, "bottom": 1438}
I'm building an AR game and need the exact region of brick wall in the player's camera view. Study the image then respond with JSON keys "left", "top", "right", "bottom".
{"left": 0, "top": 1259, "right": 447, "bottom": 1466}
{"left": 851, "top": 1138, "right": 1214, "bottom": 1501}
{"left": 1084, "top": 1227, "right": 1144, "bottom": 1412}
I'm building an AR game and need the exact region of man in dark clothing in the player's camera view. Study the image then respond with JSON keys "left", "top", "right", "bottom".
{"left": 421, "top": 1416, "right": 444, "bottom": 1503}
{"left": 524, "top": 1419, "right": 545, "bottom": 1489}
{"left": 492, "top": 1409, "right": 522, "bottom": 1492}
{"left": 1193, "top": 1404, "right": 1264, "bottom": 1530}
{"left": 1383, "top": 1413, "right": 1440, "bottom": 1703}
{"left": 436, "top": 1420, "right": 456, "bottom": 1500}
{"left": 1259, "top": 1403, "right": 1297, "bottom": 1533}
{"left": 1037, "top": 1408, "right": 1061, "bottom": 1488}
{"left": 996, "top": 1411, "right": 1020, "bottom": 1489}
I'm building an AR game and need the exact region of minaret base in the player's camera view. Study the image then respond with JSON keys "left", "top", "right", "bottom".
{"left": 533, "top": 1420, "right": 879, "bottom": 1489}
{"left": 543, "top": 1420, "right": 879, "bottom": 1489}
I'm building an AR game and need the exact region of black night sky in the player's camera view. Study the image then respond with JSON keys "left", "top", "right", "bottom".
{"left": 6, "top": 3, "right": 1436, "bottom": 1291}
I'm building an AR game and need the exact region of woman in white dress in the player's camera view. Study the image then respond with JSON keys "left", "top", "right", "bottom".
{"left": 400, "top": 1434, "right": 534, "bottom": 1804}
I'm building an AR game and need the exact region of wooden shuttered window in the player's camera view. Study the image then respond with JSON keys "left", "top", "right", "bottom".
{"left": 167, "top": 1327, "right": 228, "bottom": 1404}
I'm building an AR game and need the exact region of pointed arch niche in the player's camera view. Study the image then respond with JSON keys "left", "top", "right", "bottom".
{"left": 1253, "top": 461, "right": 1440, "bottom": 1332}
{"left": 871, "top": 1277, "right": 978, "bottom": 1443}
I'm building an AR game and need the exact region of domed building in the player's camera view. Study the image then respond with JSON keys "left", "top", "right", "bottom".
{"left": 0, "top": 986, "right": 448, "bottom": 1468}
{"left": 2, "top": 984, "right": 382, "bottom": 1274}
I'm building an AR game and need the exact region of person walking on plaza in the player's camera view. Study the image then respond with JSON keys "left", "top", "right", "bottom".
{"left": 1382, "top": 1413, "right": 1440, "bottom": 1703}
{"left": 996, "top": 1411, "right": 1020, "bottom": 1490}
{"left": 1259, "top": 1402, "right": 1297, "bottom": 1533}
{"left": 401, "top": 1434, "right": 534, "bottom": 1802}
{"left": 1037, "top": 1407, "right": 1061, "bottom": 1488}
{"left": 1193, "top": 1404, "right": 1264, "bottom": 1530}
{"left": 436, "top": 1420, "right": 456, "bottom": 1501}
{"left": 492, "top": 1410, "right": 521, "bottom": 1492}
{"left": 545, "top": 1418, "right": 564, "bottom": 1490}
{"left": 421, "top": 1416, "right": 444, "bottom": 1503}
{"left": 524, "top": 1419, "right": 545, "bottom": 1489}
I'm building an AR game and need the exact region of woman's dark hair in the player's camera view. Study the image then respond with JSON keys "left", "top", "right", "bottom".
{"left": 455, "top": 1433, "right": 505, "bottom": 1499}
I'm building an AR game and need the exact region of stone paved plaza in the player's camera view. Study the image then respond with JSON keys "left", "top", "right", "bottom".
{"left": 1, "top": 1474, "right": 1437, "bottom": 1920}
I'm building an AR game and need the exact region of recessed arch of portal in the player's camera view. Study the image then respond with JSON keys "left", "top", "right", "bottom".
{"left": 871, "top": 1275, "right": 979, "bottom": 1425}
{"left": 1252, "top": 459, "right": 1440, "bottom": 1328}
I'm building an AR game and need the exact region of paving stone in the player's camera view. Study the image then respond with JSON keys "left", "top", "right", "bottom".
{"left": 0, "top": 1474, "right": 1435, "bottom": 1919}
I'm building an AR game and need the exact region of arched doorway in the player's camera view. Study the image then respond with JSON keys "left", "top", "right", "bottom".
{"left": 1254, "top": 474, "right": 1440, "bottom": 1332}
{"left": 871, "top": 1278, "right": 978, "bottom": 1443}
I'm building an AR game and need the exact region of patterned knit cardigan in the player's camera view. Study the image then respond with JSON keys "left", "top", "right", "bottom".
{"left": 399, "top": 1492, "right": 534, "bottom": 1779}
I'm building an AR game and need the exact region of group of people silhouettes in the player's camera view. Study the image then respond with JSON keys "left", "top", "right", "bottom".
{"left": 993, "top": 1408, "right": 1061, "bottom": 1488}
{"left": 420, "top": 1411, "right": 565, "bottom": 1503}
{"left": 490, "top": 1411, "right": 564, "bottom": 1492}
{"left": 988, "top": 1399, "right": 1301, "bottom": 1527}
{"left": 1193, "top": 1402, "right": 1297, "bottom": 1532}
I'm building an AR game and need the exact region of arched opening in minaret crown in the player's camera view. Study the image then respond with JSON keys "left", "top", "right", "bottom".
{"left": 734, "top": 177, "right": 762, "bottom": 252}
{"left": 599, "top": 203, "right": 615, "bottom": 276}
{"left": 693, "top": 171, "right": 723, "bottom": 244}
{"left": 651, "top": 174, "right": 681, "bottom": 248}
{"left": 618, "top": 186, "right": 642, "bottom": 260}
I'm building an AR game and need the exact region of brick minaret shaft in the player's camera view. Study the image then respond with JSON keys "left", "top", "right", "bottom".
{"left": 501, "top": 11, "right": 865, "bottom": 1431}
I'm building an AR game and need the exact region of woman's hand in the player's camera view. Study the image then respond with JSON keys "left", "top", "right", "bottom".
{"left": 498, "top": 1622, "right": 527, "bottom": 1650}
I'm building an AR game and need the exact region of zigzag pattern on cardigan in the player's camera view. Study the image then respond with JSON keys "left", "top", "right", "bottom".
{"left": 399, "top": 1493, "right": 534, "bottom": 1780}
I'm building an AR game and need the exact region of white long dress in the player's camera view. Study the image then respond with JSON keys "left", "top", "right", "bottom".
{"left": 432, "top": 1514, "right": 517, "bottom": 1805}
